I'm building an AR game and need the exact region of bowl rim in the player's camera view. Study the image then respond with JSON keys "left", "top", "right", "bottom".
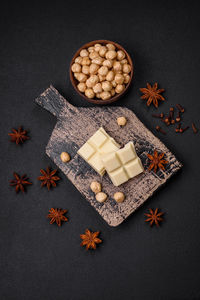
{"left": 69, "top": 39, "right": 134, "bottom": 105}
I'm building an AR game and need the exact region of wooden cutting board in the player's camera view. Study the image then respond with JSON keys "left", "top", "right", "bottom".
{"left": 35, "top": 85, "right": 182, "bottom": 226}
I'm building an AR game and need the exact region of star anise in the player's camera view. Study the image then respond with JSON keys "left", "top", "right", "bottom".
{"left": 38, "top": 167, "right": 60, "bottom": 190}
{"left": 47, "top": 208, "right": 68, "bottom": 226}
{"left": 147, "top": 150, "right": 168, "bottom": 173}
{"left": 80, "top": 229, "right": 102, "bottom": 250}
{"left": 8, "top": 127, "right": 29, "bottom": 145}
{"left": 10, "top": 172, "right": 32, "bottom": 193}
{"left": 145, "top": 208, "right": 164, "bottom": 227}
{"left": 140, "top": 83, "right": 165, "bottom": 108}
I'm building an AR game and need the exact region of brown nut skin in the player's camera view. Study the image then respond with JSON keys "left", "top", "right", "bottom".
{"left": 90, "top": 181, "right": 102, "bottom": 194}
{"left": 95, "top": 192, "right": 107, "bottom": 203}
{"left": 60, "top": 152, "right": 71, "bottom": 163}
{"left": 114, "top": 192, "right": 125, "bottom": 203}
{"left": 117, "top": 116, "right": 127, "bottom": 126}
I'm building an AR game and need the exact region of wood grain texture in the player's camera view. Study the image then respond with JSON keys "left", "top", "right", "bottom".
{"left": 36, "top": 85, "right": 182, "bottom": 226}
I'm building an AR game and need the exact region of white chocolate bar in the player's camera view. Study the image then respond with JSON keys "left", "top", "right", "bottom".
{"left": 77, "top": 127, "right": 120, "bottom": 175}
{"left": 101, "top": 142, "right": 144, "bottom": 186}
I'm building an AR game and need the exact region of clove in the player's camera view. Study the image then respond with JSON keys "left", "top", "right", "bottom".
{"left": 179, "top": 126, "right": 189, "bottom": 133}
{"left": 152, "top": 113, "right": 164, "bottom": 119}
{"left": 156, "top": 126, "right": 166, "bottom": 135}
{"left": 176, "top": 104, "right": 185, "bottom": 113}
{"left": 169, "top": 107, "right": 175, "bottom": 124}
{"left": 192, "top": 123, "right": 198, "bottom": 134}
{"left": 175, "top": 123, "right": 181, "bottom": 133}
{"left": 176, "top": 111, "right": 181, "bottom": 123}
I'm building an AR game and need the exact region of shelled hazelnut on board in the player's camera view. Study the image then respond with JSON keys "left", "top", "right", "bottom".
{"left": 114, "top": 192, "right": 125, "bottom": 203}
{"left": 96, "top": 192, "right": 107, "bottom": 203}
{"left": 117, "top": 116, "right": 127, "bottom": 126}
{"left": 90, "top": 181, "right": 102, "bottom": 194}
{"left": 60, "top": 152, "right": 71, "bottom": 163}
{"left": 71, "top": 42, "right": 132, "bottom": 101}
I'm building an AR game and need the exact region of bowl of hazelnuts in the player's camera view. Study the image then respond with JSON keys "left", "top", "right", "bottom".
{"left": 70, "top": 40, "right": 133, "bottom": 104}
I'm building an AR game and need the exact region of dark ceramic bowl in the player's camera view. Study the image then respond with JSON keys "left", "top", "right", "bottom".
{"left": 69, "top": 40, "right": 134, "bottom": 105}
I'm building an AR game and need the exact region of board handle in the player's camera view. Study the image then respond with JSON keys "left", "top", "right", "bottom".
{"left": 35, "top": 85, "right": 77, "bottom": 118}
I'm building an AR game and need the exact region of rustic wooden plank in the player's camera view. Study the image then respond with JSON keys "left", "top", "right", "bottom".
{"left": 35, "top": 85, "right": 182, "bottom": 226}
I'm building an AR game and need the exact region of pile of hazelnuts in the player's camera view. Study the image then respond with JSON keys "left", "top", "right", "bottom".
{"left": 71, "top": 43, "right": 132, "bottom": 101}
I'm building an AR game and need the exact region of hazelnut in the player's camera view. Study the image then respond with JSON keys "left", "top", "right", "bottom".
{"left": 114, "top": 192, "right": 125, "bottom": 203}
{"left": 89, "top": 75, "right": 99, "bottom": 86}
{"left": 106, "top": 43, "right": 115, "bottom": 50}
{"left": 121, "top": 59, "right": 128, "bottom": 65}
{"left": 99, "top": 46, "right": 107, "bottom": 57}
{"left": 123, "top": 63, "right": 131, "bottom": 73}
{"left": 98, "top": 66, "right": 109, "bottom": 76}
{"left": 99, "top": 75, "right": 106, "bottom": 82}
{"left": 80, "top": 49, "right": 89, "bottom": 57}
{"left": 105, "top": 50, "right": 117, "bottom": 60}
{"left": 88, "top": 46, "right": 94, "bottom": 53}
{"left": 103, "top": 59, "right": 113, "bottom": 68}
{"left": 115, "top": 84, "right": 125, "bottom": 94}
{"left": 77, "top": 82, "right": 86, "bottom": 92}
{"left": 113, "top": 61, "right": 122, "bottom": 73}
{"left": 106, "top": 70, "right": 115, "bottom": 81}
{"left": 93, "top": 83, "right": 102, "bottom": 94}
{"left": 86, "top": 75, "right": 98, "bottom": 87}
{"left": 100, "top": 91, "right": 111, "bottom": 100}
{"left": 71, "top": 63, "right": 81, "bottom": 73}
{"left": 111, "top": 88, "right": 115, "bottom": 96}
{"left": 76, "top": 73, "right": 87, "bottom": 82}
{"left": 82, "top": 65, "right": 90, "bottom": 75}
{"left": 102, "top": 81, "right": 112, "bottom": 92}
{"left": 115, "top": 73, "right": 124, "bottom": 84}
{"left": 81, "top": 57, "right": 91, "bottom": 66}
{"left": 96, "top": 93, "right": 101, "bottom": 98}
{"left": 75, "top": 56, "right": 83, "bottom": 64}
{"left": 124, "top": 74, "right": 130, "bottom": 84}
{"left": 89, "top": 51, "right": 99, "bottom": 60}
{"left": 60, "top": 151, "right": 71, "bottom": 163}
{"left": 117, "top": 50, "right": 126, "bottom": 61}
{"left": 96, "top": 192, "right": 107, "bottom": 203}
{"left": 85, "top": 88, "right": 95, "bottom": 98}
{"left": 111, "top": 80, "right": 117, "bottom": 88}
{"left": 117, "top": 116, "right": 127, "bottom": 126}
{"left": 94, "top": 43, "right": 101, "bottom": 52}
{"left": 92, "top": 57, "right": 104, "bottom": 65}
{"left": 90, "top": 181, "right": 102, "bottom": 194}
{"left": 89, "top": 63, "right": 99, "bottom": 74}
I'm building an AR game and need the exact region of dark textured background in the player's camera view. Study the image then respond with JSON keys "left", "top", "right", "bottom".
{"left": 0, "top": 1, "right": 200, "bottom": 299}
